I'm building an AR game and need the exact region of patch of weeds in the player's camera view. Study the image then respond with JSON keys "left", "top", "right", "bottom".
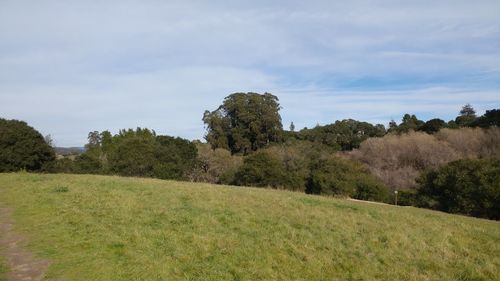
{"left": 297, "top": 197, "right": 360, "bottom": 211}
{"left": 53, "top": 186, "right": 69, "bottom": 193}
{"left": 108, "top": 242, "right": 126, "bottom": 258}
{"left": 0, "top": 257, "right": 8, "bottom": 281}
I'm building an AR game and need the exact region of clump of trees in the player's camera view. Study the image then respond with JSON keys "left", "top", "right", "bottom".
{"left": 385, "top": 104, "right": 499, "bottom": 134}
{"left": 296, "top": 119, "right": 386, "bottom": 150}
{"left": 51, "top": 128, "right": 197, "bottom": 180}
{"left": 415, "top": 158, "right": 499, "bottom": 220}
{"left": 203, "top": 92, "right": 283, "bottom": 154}
{"left": 3, "top": 94, "right": 499, "bottom": 219}
{"left": 0, "top": 118, "right": 55, "bottom": 172}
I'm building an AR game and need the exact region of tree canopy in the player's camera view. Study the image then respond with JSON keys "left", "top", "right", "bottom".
{"left": 416, "top": 158, "right": 499, "bottom": 219}
{"left": 0, "top": 118, "right": 55, "bottom": 172}
{"left": 72, "top": 128, "right": 197, "bottom": 180}
{"left": 298, "top": 119, "right": 386, "bottom": 150}
{"left": 455, "top": 104, "right": 477, "bottom": 127}
{"left": 203, "top": 92, "right": 283, "bottom": 154}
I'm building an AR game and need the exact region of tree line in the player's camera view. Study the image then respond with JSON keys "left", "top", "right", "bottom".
{"left": 1, "top": 92, "right": 498, "bottom": 219}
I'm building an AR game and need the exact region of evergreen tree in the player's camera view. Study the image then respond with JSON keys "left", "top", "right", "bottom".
{"left": 203, "top": 92, "right": 283, "bottom": 154}
{"left": 0, "top": 118, "right": 55, "bottom": 171}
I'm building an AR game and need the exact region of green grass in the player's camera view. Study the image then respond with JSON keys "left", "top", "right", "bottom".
{"left": 0, "top": 173, "right": 499, "bottom": 280}
{"left": 0, "top": 256, "right": 7, "bottom": 281}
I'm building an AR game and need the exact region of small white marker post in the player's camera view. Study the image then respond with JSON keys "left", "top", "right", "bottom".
{"left": 394, "top": 190, "right": 398, "bottom": 206}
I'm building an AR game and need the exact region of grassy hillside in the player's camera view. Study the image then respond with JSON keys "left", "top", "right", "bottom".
{"left": 0, "top": 173, "right": 498, "bottom": 280}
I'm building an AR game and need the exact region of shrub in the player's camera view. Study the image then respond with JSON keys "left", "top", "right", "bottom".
{"left": 0, "top": 118, "right": 55, "bottom": 172}
{"left": 306, "top": 157, "right": 389, "bottom": 202}
{"left": 73, "top": 153, "right": 103, "bottom": 174}
{"left": 415, "top": 158, "right": 500, "bottom": 219}
{"left": 232, "top": 151, "right": 286, "bottom": 188}
{"left": 53, "top": 186, "right": 69, "bottom": 192}
{"left": 153, "top": 136, "right": 197, "bottom": 179}
{"left": 42, "top": 158, "right": 75, "bottom": 173}
{"left": 353, "top": 175, "right": 390, "bottom": 202}
{"left": 264, "top": 141, "right": 336, "bottom": 191}
{"left": 187, "top": 143, "right": 243, "bottom": 184}
{"left": 77, "top": 128, "right": 198, "bottom": 180}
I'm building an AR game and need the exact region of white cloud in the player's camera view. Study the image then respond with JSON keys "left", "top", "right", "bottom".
{"left": 0, "top": 0, "right": 499, "bottom": 145}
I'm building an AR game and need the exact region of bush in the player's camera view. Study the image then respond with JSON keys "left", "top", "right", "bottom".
{"left": 108, "top": 134, "right": 156, "bottom": 177}
{"left": 306, "top": 157, "right": 389, "bottom": 202}
{"left": 42, "top": 158, "right": 75, "bottom": 173}
{"left": 231, "top": 140, "right": 340, "bottom": 191}
{"left": 353, "top": 175, "right": 389, "bottom": 202}
{"left": 53, "top": 186, "right": 69, "bottom": 192}
{"left": 73, "top": 153, "right": 103, "bottom": 174}
{"left": 188, "top": 143, "right": 243, "bottom": 184}
{"left": 0, "top": 118, "right": 55, "bottom": 172}
{"left": 416, "top": 158, "right": 500, "bottom": 219}
{"left": 153, "top": 136, "right": 197, "bottom": 179}
{"left": 233, "top": 151, "right": 286, "bottom": 188}
{"left": 298, "top": 119, "right": 385, "bottom": 150}
{"left": 77, "top": 128, "right": 198, "bottom": 180}
{"left": 264, "top": 141, "right": 336, "bottom": 191}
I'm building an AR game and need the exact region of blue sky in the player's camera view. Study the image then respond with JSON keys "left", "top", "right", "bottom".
{"left": 1, "top": 0, "right": 499, "bottom": 146}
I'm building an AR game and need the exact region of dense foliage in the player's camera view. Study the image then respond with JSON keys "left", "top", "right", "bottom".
{"left": 233, "top": 150, "right": 287, "bottom": 188}
{"left": 0, "top": 118, "right": 55, "bottom": 172}
{"left": 297, "top": 119, "right": 386, "bottom": 150}
{"left": 203, "top": 92, "right": 283, "bottom": 154}
{"left": 415, "top": 158, "right": 499, "bottom": 219}
{"left": 55, "top": 128, "right": 197, "bottom": 180}
{"left": 3, "top": 101, "right": 499, "bottom": 219}
{"left": 306, "top": 157, "right": 389, "bottom": 202}
{"left": 188, "top": 143, "right": 243, "bottom": 184}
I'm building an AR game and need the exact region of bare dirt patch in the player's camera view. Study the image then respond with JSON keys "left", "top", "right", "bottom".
{"left": 0, "top": 207, "right": 50, "bottom": 281}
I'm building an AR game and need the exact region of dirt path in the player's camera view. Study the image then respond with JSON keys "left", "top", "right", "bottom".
{"left": 0, "top": 207, "right": 50, "bottom": 281}
{"left": 347, "top": 198, "right": 391, "bottom": 205}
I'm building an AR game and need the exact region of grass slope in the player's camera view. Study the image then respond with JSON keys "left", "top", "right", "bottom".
{"left": 0, "top": 173, "right": 498, "bottom": 280}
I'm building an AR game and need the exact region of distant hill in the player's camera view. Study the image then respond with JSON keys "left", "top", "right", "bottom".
{"left": 0, "top": 173, "right": 498, "bottom": 280}
{"left": 54, "top": 147, "right": 85, "bottom": 156}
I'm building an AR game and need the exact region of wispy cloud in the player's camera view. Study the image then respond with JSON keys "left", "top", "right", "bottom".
{"left": 0, "top": 0, "right": 499, "bottom": 146}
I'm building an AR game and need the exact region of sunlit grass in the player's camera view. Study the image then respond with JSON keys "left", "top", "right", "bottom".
{"left": 0, "top": 173, "right": 498, "bottom": 280}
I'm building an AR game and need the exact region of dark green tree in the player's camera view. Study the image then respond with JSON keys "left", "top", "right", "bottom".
{"left": 298, "top": 119, "right": 385, "bottom": 150}
{"left": 419, "top": 118, "right": 446, "bottom": 134}
{"left": 416, "top": 158, "right": 500, "bottom": 219}
{"left": 108, "top": 135, "right": 156, "bottom": 177}
{"left": 306, "top": 157, "right": 388, "bottom": 202}
{"left": 0, "top": 118, "right": 55, "bottom": 171}
{"left": 233, "top": 150, "right": 286, "bottom": 188}
{"left": 73, "top": 153, "right": 103, "bottom": 174}
{"left": 473, "top": 109, "right": 499, "bottom": 128}
{"left": 76, "top": 128, "right": 197, "bottom": 180}
{"left": 153, "top": 136, "right": 197, "bottom": 179}
{"left": 203, "top": 92, "right": 283, "bottom": 154}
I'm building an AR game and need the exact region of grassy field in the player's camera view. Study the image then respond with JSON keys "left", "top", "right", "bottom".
{"left": 0, "top": 173, "right": 498, "bottom": 280}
